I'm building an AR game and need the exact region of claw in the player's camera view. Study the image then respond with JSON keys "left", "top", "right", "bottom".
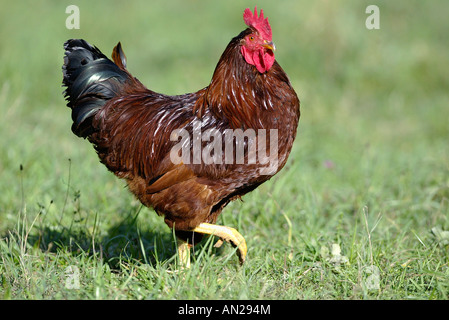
{"left": 192, "top": 223, "right": 247, "bottom": 265}
{"left": 214, "top": 239, "right": 224, "bottom": 248}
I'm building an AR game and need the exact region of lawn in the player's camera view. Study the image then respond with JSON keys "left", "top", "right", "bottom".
{"left": 0, "top": 0, "right": 448, "bottom": 300}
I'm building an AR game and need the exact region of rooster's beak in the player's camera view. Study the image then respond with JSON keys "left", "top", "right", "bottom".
{"left": 263, "top": 40, "right": 276, "bottom": 52}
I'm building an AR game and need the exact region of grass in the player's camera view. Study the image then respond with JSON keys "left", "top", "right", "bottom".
{"left": 0, "top": 0, "right": 448, "bottom": 300}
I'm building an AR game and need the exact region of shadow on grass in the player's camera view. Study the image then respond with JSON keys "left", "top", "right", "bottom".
{"left": 25, "top": 206, "right": 177, "bottom": 270}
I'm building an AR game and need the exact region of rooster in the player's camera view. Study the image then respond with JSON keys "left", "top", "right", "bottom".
{"left": 62, "top": 7, "right": 300, "bottom": 267}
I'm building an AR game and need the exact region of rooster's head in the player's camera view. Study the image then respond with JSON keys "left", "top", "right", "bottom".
{"left": 240, "top": 7, "right": 275, "bottom": 74}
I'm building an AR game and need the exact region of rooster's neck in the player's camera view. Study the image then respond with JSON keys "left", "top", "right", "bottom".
{"left": 193, "top": 30, "right": 283, "bottom": 130}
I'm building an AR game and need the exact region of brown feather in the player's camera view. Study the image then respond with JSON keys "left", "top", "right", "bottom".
{"left": 111, "top": 42, "right": 127, "bottom": 70}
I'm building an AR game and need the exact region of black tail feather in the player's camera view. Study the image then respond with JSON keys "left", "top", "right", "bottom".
{"left": 63, "top": 39, "right": 129, "bottom": 137}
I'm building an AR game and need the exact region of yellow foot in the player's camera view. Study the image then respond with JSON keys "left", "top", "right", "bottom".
{"left": 176, "top": 223, "right": 247, "bottom": 268}
{"left": 177, "top": 239, "right": 192, "bottom": 269}
{"left": 192, "top": 223, "right": 247, "bottom": 265}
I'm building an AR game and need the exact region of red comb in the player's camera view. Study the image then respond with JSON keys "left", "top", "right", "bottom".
{"left": 243, "top": 7, "right": 272, "bottom": 41}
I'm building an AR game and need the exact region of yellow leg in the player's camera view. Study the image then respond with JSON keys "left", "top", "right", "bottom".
{"left": 192, "top": 223, "right": 247, "bottom": 265}
{"left": 177, "top": 239, "right": 191, "bottom": 269}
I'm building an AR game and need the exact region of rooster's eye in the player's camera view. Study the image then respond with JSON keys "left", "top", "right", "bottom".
{"left": 249, "top": 36, "right": 254, "bottom": 41}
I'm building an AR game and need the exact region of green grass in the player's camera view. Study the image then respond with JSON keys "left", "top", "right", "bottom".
{"left": 1, "top": 0, "right": 448, "bottom": 300}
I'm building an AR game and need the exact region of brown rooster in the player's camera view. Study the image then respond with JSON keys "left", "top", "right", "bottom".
{"left": 62, "top": 7, "right": 300, "bottom": 267}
